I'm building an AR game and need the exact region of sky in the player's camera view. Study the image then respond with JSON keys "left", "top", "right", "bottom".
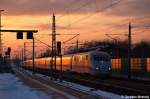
{"left": 0, "top": 0, "right": 150, "bottom": 57}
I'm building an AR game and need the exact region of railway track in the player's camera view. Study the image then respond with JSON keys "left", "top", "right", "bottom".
{"left": 61, "top": 73, "right": 150, "bottom": 95}
{"left": 21, "top": 67, "right": 150, "bottom": 95}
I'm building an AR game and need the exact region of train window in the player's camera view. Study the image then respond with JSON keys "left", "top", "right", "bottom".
{"left": 94, "top": 55, "right": 109, "bottom": 61}
{"left": 74, "top": 56, "right": 79, "bottom": 62}
{"left": 79, "top": 56, "right": 82, "bottom": 62}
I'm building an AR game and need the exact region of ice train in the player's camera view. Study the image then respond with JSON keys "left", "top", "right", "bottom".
{"left": 23, "top": 51, "right": 111, "bottom": 75}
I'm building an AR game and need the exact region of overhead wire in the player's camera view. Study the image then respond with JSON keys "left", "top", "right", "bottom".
{"left": 50, "top": 0, "right": 149, "bottom": 51}
{"left": 57, "top": 0, "right": 94, "bottom": 22}
{"left": 60, "top": 0, "right": 123, "bottom": 30}
{"left": 58, "top": 0, "right": 125, "bottom": 45}
{"left": 60, "top": 0, "right": 149, "bottom": 35}
{"left": 53, "top": 0, "right": 149, "bottom": 36}
{"left": 62, "top": 34, "right": 79, "bottom": 44}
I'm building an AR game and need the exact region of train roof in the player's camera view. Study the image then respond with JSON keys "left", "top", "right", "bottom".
{"left": 24, "top": 51, "right": 109, "bottom": 61}
{"left": 64, "top": 50, "right": 109, "bottom": 57}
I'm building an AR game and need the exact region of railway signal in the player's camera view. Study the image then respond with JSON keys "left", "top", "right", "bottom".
{"left": 5, "top": 51, "right": 9, "bottom": 56}
{"left": 57, "top": 41, "right": 61, "bottom": 55}
{"left": 17, "top": 32, "right": 23, "bottom": 39}
{"left": 27, "top": 32, "right": 33, "bottom": 39}
{"left": 5, "top": 47, "right": 11, "bottom": 56}
{"left": 0, "top": 29, "right": 37, "bottom": 72}
{"left": 17, "top": 31, "right": 34, "bottom": 39}
{"left": 8, "top": 47, "right": 11, "bottom": 53}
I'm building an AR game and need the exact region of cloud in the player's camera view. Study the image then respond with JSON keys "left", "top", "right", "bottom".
{"left": 0, "top": 0, "right": 149, "bottom": 18}
{"left": 1, "top": 0, "right": 150, "bottom": 31}
{"left": 104, "top": 0, "right": 150, "bottom": 17}
{"left": 0, "top": 0, "right": 111, "bottom": 15}
{"left": 35, "top": 23, "right": 84, "bottom": 30}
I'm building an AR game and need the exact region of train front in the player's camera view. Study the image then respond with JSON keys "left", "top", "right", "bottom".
{"left": 90, "top": 51, "right": 111, "bottom": 75}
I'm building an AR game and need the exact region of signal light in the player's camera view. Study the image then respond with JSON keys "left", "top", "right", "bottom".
{"left": 27, "top": 32, "right": 33, "bottom": 39}
{"left": 17, "top": 32, "right": 23, "bottom": 39}
{"left": 8, "top": 47, "right": 11, "bottom": 53}
{"left": 5, "top": 51, "right": 8, "bottom": 55}
{"left": 5, "top": 51, "right": 10, "bottom": 56}
{"left": 57, "top": 41, "right": 61, "bottom": 55}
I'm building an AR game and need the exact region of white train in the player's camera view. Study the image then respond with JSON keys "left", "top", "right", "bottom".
{"left": 23, "top": 51, "right": 111, "bottom": 75}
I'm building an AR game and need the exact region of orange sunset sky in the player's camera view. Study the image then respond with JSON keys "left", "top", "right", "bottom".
{"left": 0, "top": 0, "right": 150, "bottom": 57}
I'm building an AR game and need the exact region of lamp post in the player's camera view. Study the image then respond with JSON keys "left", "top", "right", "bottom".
{"left": 0, "top": 10, "right": 4, "bottom": 59}
{"left": 32, "top": 37, "right": 35, "bottom": 74}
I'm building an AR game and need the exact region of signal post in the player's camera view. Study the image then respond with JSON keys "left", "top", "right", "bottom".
{"left": 0, "top": 29, "right": 37, "bottom": 71}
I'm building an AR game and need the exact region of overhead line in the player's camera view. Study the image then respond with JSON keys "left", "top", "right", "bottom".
{"left": 58, "top": 0, "right": 147, "bottom": 37}
{"left": 59, "top": 0, "right": 145, "bottom": 35}
{"left": 34, "top": 38, "right": 52, "bottom": 48}
{"left": 62, "top": 0, "right": 122, "bottom": 29}
{"left": 57, "top": 0, "right": 93, "bottom": 21}
{"left": 63, "top": 34, "right": 79, "bottom": 44}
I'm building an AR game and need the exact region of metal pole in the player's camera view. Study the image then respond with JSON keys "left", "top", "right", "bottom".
{"left": 0, "top": 11, "right": 1, "bottom": 57}
{"left": 32, "top": 37, "right": 35, "bottom": 74}
{"left": 128, "top": 23, "right": 131, "bottom": 79}
{"left": 24, "top": 43, "right": 26, "bottom": 61}
{"left": 76, "top": 40, "right": 79, "bottom": 52}
{"left": 53, "top": 14, "right": 57, "bottom": 71}
{"left": 51, "top": 37, "right": 54, "bottom": 76}
{"left": 17, "top": 54, "right": 19, "bottom": 70}
{"left": 19, "top": 51, "right": 21, "bottom": 71}
{"left": 60, "top": 55, "right": 62, "bottom": 82}
{"left": 51, "top": 13, "right": 57, "bottom": 77}
{"left": 22, "top": 48, "right": 24, "bottom": 68}
{"left": 0, "top": 10, "right": 4, "bottom": 59}
{"left": 60, "top": 55, "right": 62, "bottom": 73}
{"left": 51, "top": 18, "right": 54, "bottom": 77}
{"left": 18, "top": 53, "right": 20, "bottom": 70}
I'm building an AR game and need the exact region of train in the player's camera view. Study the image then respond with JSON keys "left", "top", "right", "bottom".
{"left": 23, "top": 51, "right": 111, "bottom": 75}
{"left": 22, "top": 51, "right": 150, "bottom": 80}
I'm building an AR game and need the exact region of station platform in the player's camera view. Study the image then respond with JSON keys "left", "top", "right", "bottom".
{"left": 0, "top": 63, "right": 123, "bottom": 99}
{"left": 0, "top": 64, "right": 13, "bottom": 73}
{"left": 15, "top": 71, "right": 101, "bottom": 99}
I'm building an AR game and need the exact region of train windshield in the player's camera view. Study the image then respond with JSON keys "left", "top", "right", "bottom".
{"left": 93, "top": 55, "right": 109, "bottom": 61}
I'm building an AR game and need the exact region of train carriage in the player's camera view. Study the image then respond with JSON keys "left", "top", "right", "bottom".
{"left": 23, "top": 51, "right": 111, "bottom": 75}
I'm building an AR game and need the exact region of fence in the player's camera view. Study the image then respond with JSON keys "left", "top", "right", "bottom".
{"left": 111, "top": 58, "right": 150, "bottom": 79}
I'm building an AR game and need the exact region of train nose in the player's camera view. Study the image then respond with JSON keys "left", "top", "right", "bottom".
{"left": 109, "top": 67, "right": 111, "bottom": 70}
{"left": 96, "top": 67, "right": 99, "bottom": 70}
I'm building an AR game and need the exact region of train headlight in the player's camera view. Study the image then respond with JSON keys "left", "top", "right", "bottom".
{"left": 109, "top": 67, "right": 111, "bottom": 70}
{"left": 96, "top": 67, "right": 99, "bottom": 70}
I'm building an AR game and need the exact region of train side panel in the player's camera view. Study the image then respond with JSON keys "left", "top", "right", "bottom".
{"left": 22, "top": 51, "right": 111, "bottom": 75}
{"left": 56, "top": 56, "right": 72, "bottom": 71}
{"left": 34, "top": 58, "right": 50, "bottom": 70}
{"left": 72, "top": 54, "right": 91, "bottom": 73}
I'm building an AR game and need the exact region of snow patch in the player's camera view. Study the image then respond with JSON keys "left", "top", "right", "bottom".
{"left": 0, "top": 73, "right": 50, "bottom": 99}
{"left": 34, "top": 73, "right": 121, "bottom": 99}
{"left": 54, "top": 80, "right": 121, "bottom": 99}
{"left": 12, "top": 65, "right": 121, "bottom": 99}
